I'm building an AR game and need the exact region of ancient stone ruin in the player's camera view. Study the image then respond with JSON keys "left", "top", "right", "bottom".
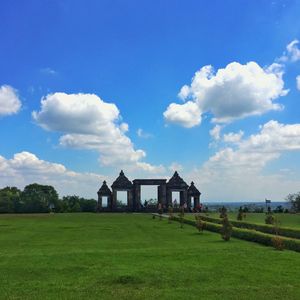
{"left": 97, "top": 170, "right": 201, "bottom": 212}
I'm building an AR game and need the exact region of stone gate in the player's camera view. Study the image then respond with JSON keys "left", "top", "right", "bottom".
{"left": 97, "top": 170, "right": 201, "bottom": 212}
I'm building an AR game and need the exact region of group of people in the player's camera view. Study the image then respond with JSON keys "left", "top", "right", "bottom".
{"left": 157, "top": 200, "right": 203, "bottom": 213}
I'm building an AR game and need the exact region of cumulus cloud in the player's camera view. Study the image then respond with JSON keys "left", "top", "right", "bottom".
{"left": 163, "top": 101, "right": 202, "bottom": 128}
{"left": 169, "top": 162, "right": 183, "bottom": 172}
{"left": 136, "top": 162, "right": 165, "bottom": 173}
{"left": 0, "top": 85, "right": 22, "bottom": 116}
{"left": 137, "top": 128, "right": 153, "bottom": 139}
{"left": 164, "top": 62, "right": 287, "bottom": 127}
{"left": 223, "top": 130, "right": 244, "bottom": 143}
{"left": 297, "top": 75, "right": 300, "bottom": 90}
{"left": 210, "top": 125, "right": 222, "bottom": 141}
{"left": 32, "top": 92, "right": 161, "bottom": 171}
{"left": 0, "top": 151, "right": 105, "bottom": 198}
{"left": 278, "top": 39, "right": 300, "bottom": 63}
{"left": 190, "top": 120, "right": 300, "bottom": 201}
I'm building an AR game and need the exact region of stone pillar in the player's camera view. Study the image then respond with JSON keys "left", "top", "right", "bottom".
{"left": 112, "top": 189, "right": 117, "bottom": 210}
{"left": 180, "top": 190, "right": 188, "bottom": 207}
{"left": 157, "top": 185, "right": 161, "bottom": 205}
{"left": 98, "top": 196, "right": 102, "bottom": 211}
{"left": 166, "top": 188, "right": 172, "bottom": 208}
{"left": 107, "top": 195, "right": 112, "bottom": 210}
{"left": 194, "top": 195, "right": 200, "bottom": 209}
{"left": 127, "top": 190, "right": 133, "bottom": 211}
{"left": 187, "top": 195, "right": 191, "bottom": 209}
{"left": 161, "top": 184, "right": 167, "bottom": 209}
{"left": 134, "top": 184, "right": 141, "bottom": 211}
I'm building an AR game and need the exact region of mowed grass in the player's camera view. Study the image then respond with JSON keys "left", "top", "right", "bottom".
{"left": 192, "top": 212, "right": 300, "bottom": 228}
{"left": 0, "top": 214, "right": 300, "bottom": 300}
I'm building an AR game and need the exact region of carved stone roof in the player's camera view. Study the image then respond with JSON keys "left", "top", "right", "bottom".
{"left": 188, "top": 181, "right": 201, "bottom": 196}
{"left": 166, "top": 171, "right": 188, "bottom": 189}
{"left": 98, "top": 180, "right": 112, "bottom": 195}
{"left": 111, "top": 170, "right": 133, "bottom": 190}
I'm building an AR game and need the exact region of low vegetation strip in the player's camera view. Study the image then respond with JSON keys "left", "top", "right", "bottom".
{"left": 170, "top": 216, "right": 300, "bottom": 252}
{"left": 196, "top": 215, "right": 300, "bottom": 240}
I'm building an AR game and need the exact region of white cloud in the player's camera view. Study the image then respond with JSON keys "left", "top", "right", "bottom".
{"left": 296, "top": 75, "right": 300, "bottom": 90}
{"left": 190, "top": 120, "right": 300, "bottom": 201}
{"left": 164, "top": 62, "right": 287, "bottom": 127}
{"left": 32, "top": 92, "right": 161, "bottom": 171}
{"left": 223, "top": 130, "right": 244, "bottom": 143}
{"left": 0, "top": 151, "right": 105, "bottom": 198}
{"left": 278, "top": 39, "right": 300, "bottom": 63}
{"left": 0, "top": 85, "right": 22, "bottom": 116}
{"left": 136, "top": 162, "right": 165, "bottom": 174}
{"left": 163, "top": 101, "right": 202, "bottom": 128}
{"left": 210, "top": 125, "right": 222, "bottom": 141}
{"left": 169, "top": 162, "right": 183, "bottom": 172}
{"left": 137, "top": 128, "right": 153, "bottom": 139}
{"left": 40, "top": 67, "right": 57, "bottom": 75}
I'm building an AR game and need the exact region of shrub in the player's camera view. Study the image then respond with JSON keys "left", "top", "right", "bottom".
{"left": 272, "top": 236, "right": 284, "bottom": 251}
{"left": 168, "top": 216, "right": 300, "bottom": 252}
{"left": 219, "top": 206, "right": 227, "bottom": 218}
{"left": 198, "top": 214, "right": 300, "bottom": 239}
{"left": 178, "top": 207, "right": 184, "bottom": 228}
{"left": 221, "top": 216, "right": 232, "bottom": 241}
{"left": 168, "top": 205, "right": 173, "bottom": 223}
{"left": 265, "top": 212, "right": 275, "bottom": 225}
{"left": 195, "top": 215, "right": 205, "bottom": 233}
{"left": 237, "top": 207, "right": 243, "bottom": 221}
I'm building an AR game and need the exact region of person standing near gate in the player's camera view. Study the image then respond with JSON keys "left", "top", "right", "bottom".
{"left": 158, "top": 202, "right": 163, "bottom": 220}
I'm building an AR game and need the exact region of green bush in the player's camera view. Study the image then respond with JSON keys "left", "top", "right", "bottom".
{"left": 272, "top": 236, "right": 284, "bottom": 251}
{"left": 265, "top": 213, "right": 275, "bottom": 225}
{"left": 221, "top": 216, "right": 232, "bottom": 241}
{"left": 170, "top": 217, "right": 300, "bottom": 252}
{"left": 197, "top": 215, "right": 300, "bottom": 240}
{"left": 237, "top": 206, "right": 243, "bottom": 221}
{"left": 195, "top": 215, "right": 205, "bottom": 233}
{"left": 219, "top": 206, "right": 227, "bottom": 218}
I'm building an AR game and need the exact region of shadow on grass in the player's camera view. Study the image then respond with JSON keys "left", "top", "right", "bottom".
{"left": 113, "top": 275, "right": 144, "bottom": 285}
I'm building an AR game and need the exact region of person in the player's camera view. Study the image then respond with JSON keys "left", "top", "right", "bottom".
{"left": 157, "top": 202, "right": 163, "bottom": 220}
{"left": 158, "top": 202, "right": 162, "bottom": 213}
{"left": 173, "top": 199, "right": 178, "bottom": 208}
{"left": 183, "top": 201, "right": 187, "bottom": 211}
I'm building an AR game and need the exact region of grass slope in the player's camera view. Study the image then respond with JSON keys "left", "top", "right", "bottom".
{"left": 0, "top": 213, "right": 300, "bottom": 300}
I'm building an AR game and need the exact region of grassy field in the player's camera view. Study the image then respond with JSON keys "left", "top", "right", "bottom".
{"left": 192, "top": 212, "right": 300, "bottom": 229}
{"left": 0, "top": 213, "right": 300, "bottom": 300}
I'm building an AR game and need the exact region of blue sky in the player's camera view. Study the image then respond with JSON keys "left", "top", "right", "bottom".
{"left": 1, "top": 0, "right": 300, "bottom": 201}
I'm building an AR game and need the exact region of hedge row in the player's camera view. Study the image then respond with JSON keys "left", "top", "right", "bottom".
{"left": 197, "top": 215, "right": 300, "bottom": 240}
{"left": 171, "top": 216, "right": 300, "bottom": 252}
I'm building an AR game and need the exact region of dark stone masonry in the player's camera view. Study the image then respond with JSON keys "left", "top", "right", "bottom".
{"left": 97, "top": 170, "right": 201, "bottom": 212}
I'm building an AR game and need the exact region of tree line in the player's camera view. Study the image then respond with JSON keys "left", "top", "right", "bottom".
{"left": 0, "top": 184, "right": 97, "bottom": 213}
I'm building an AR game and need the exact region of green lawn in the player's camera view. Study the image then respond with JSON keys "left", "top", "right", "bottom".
{"left": 192, "top": 212, "right": 300, "bottom": 229}
{"left": 0, "top": 213, "right": 300, "bottom": 300}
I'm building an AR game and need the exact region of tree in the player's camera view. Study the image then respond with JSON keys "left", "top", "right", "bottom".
{"left": 274, "top": 205, "right": 284, "bottom": 213}
{"left": 286, "top": 192, "right": 300, "bottom": 212}
{"left": 0, "top": 187, "right": 21, "bottom": 213}
{"left": 219, "top": 206, "right": 227, "bottom": 218}
{"left": 179, "top": 206, "right": 184, "bottom": 228}
{"left": 195, "top": 214, "right": 205, "bottom": 233}
{"left": 168, "top": 205, "right": 173, "bottom": 223}
{"left": 79, "top": 198, "right": 97, "bottom": 212}
{"left": 265, "top": 206, "right": 275, "bottom": 225}
{"left": 221, "top": 215, "right": 232, "bottom": 241}
{"left": 21, "top": 184, "right": 59, "bottom": 213}
{"left": 237, "top": 206, "right": 243, "bottom": 221}
{"left": 62, "top": 195, "right": 81, "bottom": 212}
